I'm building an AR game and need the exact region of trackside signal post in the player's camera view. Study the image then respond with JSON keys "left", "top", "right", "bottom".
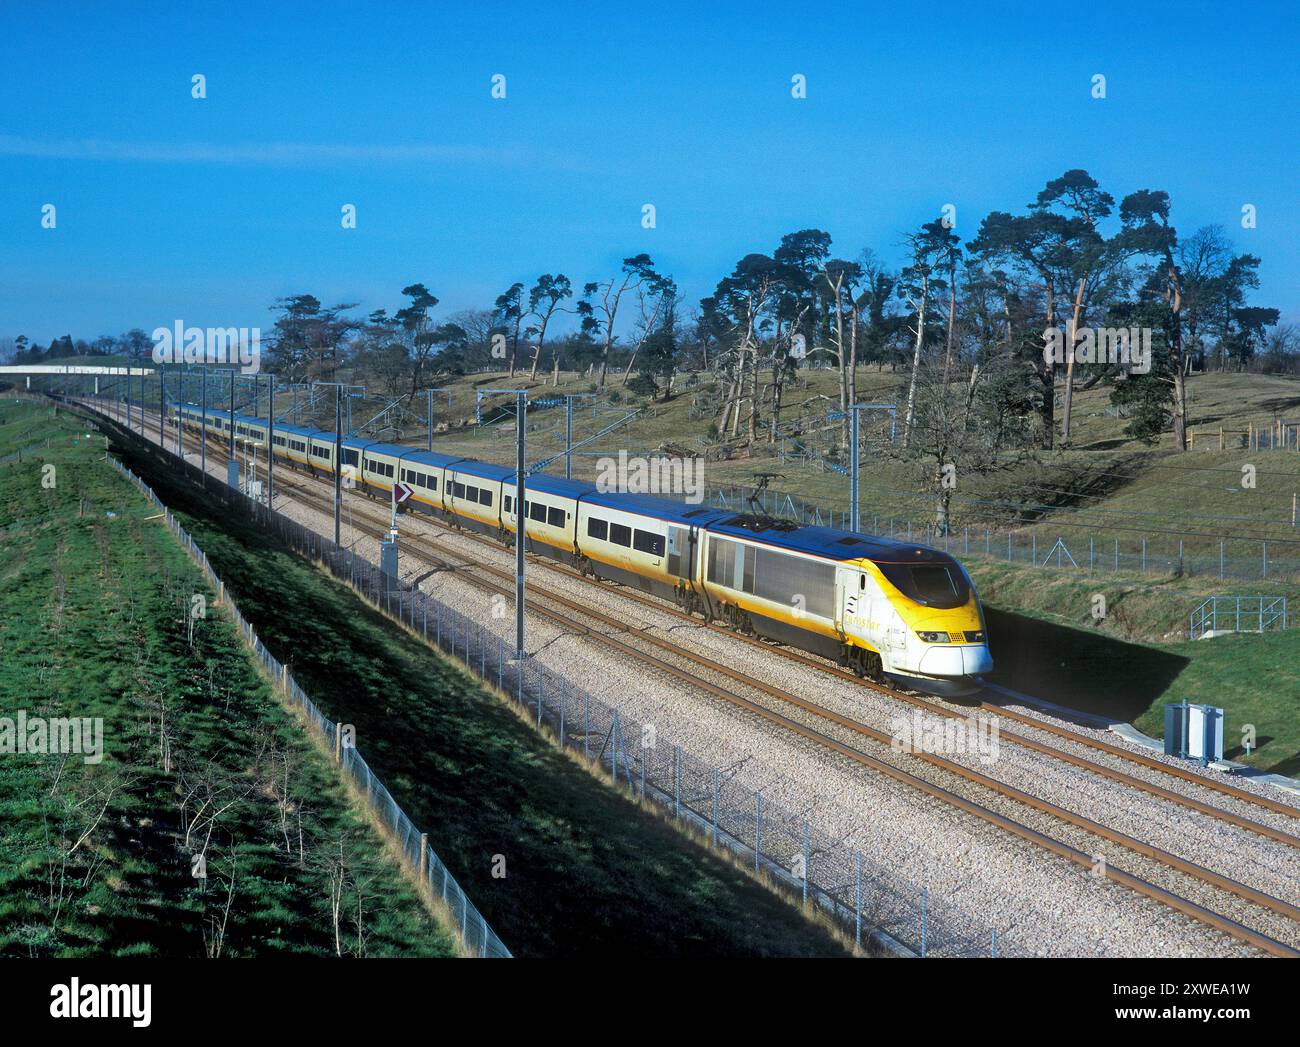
{"left": 382, "top": 481, "right": 412, "bottom": 582}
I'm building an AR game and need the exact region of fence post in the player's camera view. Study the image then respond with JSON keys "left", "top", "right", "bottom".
{"left": 920, "top": 887, "right": 929, "bottom": 958}
{"left": 801, "top": 820, "right": 809, "bottom": 907}
{"left": 559, "top": 682, "right": 566, "bottom": 748}
{"left": 854, "top": 850, "right": 863, "bottom": 951}
{"left": 334, "top": 722, "right": 342, "bottom": 764}
{"left": 419, "top": 833, "right": 428, "bottom": 881}
{"left": 673, "top": 745, "right": 681, "bottom": 818}
{"left": 754, "top": 793, "right": 761, "bottom": 871}
{"left": 610, "top": 711, "right": 620, "bottom": 782}
{"left": 711, "top": 767, "right": 719, "bottom": 845}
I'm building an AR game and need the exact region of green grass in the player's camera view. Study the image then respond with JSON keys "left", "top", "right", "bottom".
{"left": 973, "top": 565, "right": 1300, "bottom": 775}
{"left": 111, "top": 428, "right": 849, "bottom": 958}
{"left": 0, "top": 400, "right": 456, "bottom": 957}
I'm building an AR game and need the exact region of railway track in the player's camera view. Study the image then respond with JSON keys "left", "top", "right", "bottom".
{"left": 455, "top": 521, "right": 1300, "bottom": 839}
{"left": 89, "top": 401, "right": 1300, "bottom": 956}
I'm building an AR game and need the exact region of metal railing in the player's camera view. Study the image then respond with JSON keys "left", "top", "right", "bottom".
{"left": 1188, "top": 596, "right": 1289, "bottom": 640}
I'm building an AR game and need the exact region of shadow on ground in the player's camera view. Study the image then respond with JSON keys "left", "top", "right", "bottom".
{"left": 982, "top": 607, "right": 1190, "bottom": 725}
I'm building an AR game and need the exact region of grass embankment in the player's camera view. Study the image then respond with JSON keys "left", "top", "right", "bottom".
{"left": 0, "top": 400, "right": 456, "bottom": 957}
{"left": 968, "top": 560, "right": 1300, "bottom": 776}
{"left": 112, "top": 427, "right": 849, "bottom": 958}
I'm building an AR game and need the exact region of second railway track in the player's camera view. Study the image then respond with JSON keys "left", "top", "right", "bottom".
{"left": 93, "top": 402, "right": 1300, "bottom": 956}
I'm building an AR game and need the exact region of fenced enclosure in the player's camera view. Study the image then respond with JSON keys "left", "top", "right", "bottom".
{"left": 1188, "top": 596, "right": 1289, "bottom": 640}
{"left": 107, "top": 455, "right": 511, "bottom": 959}
{"left": 82, "top": 398, "right": 1005, "bottom": 957}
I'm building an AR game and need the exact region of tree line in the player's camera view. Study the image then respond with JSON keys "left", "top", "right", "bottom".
{"left": 5, "top": 168, "right": 1291, "bottom": 461}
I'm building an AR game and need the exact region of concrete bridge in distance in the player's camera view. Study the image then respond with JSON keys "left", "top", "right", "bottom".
{"left": 0, "top": 363, "right": 155, "bottom": 392}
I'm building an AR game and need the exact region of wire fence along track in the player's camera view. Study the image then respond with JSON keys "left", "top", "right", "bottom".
{"left": 103, "top": 455, "right": 511, "bottom": 959}
{"left": 82, "top": 397, "right": 1299, "bottom": 956}
{"left": 84, "top": 402, "right": 1002, "bottom": 957}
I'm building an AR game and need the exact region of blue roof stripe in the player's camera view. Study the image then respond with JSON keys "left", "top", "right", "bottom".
{"left": 583, "top": 489, "right": 730, "bottom": 526}
{"left": 187, "top": 406, "right": 951, "bottom": 566}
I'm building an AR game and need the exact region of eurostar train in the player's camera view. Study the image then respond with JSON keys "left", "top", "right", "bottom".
{"left": 176, "top": 403, "right": 993, "bottom": 696}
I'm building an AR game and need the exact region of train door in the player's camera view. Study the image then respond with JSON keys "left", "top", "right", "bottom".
{"left": 833, "top": 566, "right": 852, "bottom": 639}
{"left": 666, "top": 526, "right": 688, "bottom": 579}
{"left": 835, "top": 565, "right": 872, "bottom": 640}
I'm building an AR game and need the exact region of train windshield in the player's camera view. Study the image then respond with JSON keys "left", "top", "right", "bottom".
{"left": 875, "top": 560, "right": 970, "bottom": 609}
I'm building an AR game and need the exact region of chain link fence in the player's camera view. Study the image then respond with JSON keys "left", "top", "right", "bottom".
{"left": 79, "top": 398, "right": 1006, "bottom": 956}
{"left": 106, "top": 455, "right": 511, "bottom": 959}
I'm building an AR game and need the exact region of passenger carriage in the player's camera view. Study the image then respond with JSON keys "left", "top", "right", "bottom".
{"left": 575, "top": 493, "right": 725, "bottom": 608}
{"left": 354, "top": 440, "right": 409, "bottom": 500}
{"left": 504, "top": 475, "right": 586, "bottom": 560}
{"left": 270, "top": 422, "right": 335, "bottom": 473}
{"left": 444, "top": 459, "right": 512, "bottom": 534}
{"left": 393, "top": 449, "right": 458, "bottom": 515}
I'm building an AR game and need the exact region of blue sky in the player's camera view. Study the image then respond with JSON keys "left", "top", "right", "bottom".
{"left": 2, "top": 0, "right": 1296, "bottom": 343}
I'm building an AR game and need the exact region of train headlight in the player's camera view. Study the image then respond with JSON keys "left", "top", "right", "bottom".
{"left": 915, "top": 631, "right": 947, "bottom": 643}
{"left": 964, "top": 630, "right": 986, "bottom": 643}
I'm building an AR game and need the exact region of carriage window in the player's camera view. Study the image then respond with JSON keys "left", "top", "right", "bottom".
{"left": 587, "top": 518, "right": 608, "bottom": 540}
{"left": 342, "top": 448, "right": 358, "bottom": 466}
{"left": 547, "top": 506, "right": 565, "bottom": 528}
{"left": 479, "top": 488, "right": 493, "bottom": 506}
{"left": 529, "top": 502, "right": 547, "bottom": 523}
{"left": 633, "top": 530, "right": 665, "bottom": 556}
{"left": 609, "top": 523, "right": 631, "bottom": 547}
{"left": 503, "top": 495, "right": 512, "bottom": 513}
